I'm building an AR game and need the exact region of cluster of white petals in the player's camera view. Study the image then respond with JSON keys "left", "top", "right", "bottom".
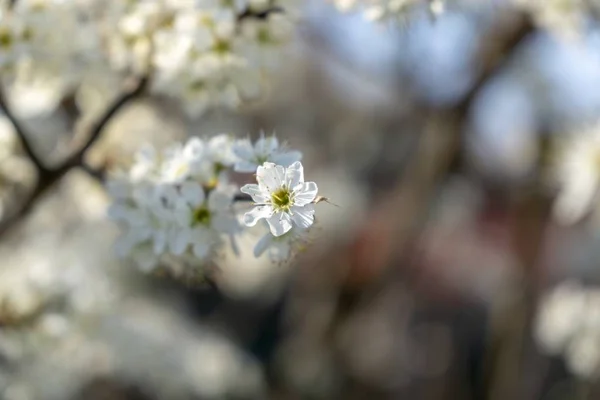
{"left": 535, "top": 281, "right": 600, "bottom": 379}
{"left": 108, "top": 132, "right": 319, "bottom": 271}
{"left": 0, "top": 0, "right": 301, "bottom": 117}
{"left": 105, "top": 0, "right": 298, "bottom": 116}
{"left": 332, "top": 0, "right": 445, "bottom": 22}
{"left": 551, "top": 123, "right": 600, "bottom": 225}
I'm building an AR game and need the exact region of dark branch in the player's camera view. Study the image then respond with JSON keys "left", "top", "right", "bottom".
{"left": 62, "top": 76, "right": 149, "bottom": 169}
{"left": 0, "top": 87, "right": 48, "bottom": 173}
{"left": 0, "top": 76, "right": 148, "bottom": 238}
{"left": 237, "top": 6, "right": 282, "bottom": 21}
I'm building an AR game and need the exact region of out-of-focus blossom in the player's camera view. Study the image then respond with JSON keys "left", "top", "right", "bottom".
{"left": 535, "top": 281, "right": 600, "bottom": 379}
{"left": 233, "top": 133, "right": 302, "bottom": 173}
{"left": 551, "top": 123, "right": 600, "bottom": 225}
{"left": 253, "top": 224, "right": 310, "bottom": 261}
{"left": 331, "top": 0, "right": 446, "bottom": 22}
{"left": 241, "top": 161, "right": 318, "bottom": 236}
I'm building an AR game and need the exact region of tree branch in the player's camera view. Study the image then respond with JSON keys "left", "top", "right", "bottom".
{"left": 0, "top": 87, "right": 48, "bottom": 173}
{"left": 0, "top": 76, "right": 148, "bottom": 238}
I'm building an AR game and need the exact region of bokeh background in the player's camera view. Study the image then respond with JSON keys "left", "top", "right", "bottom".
{"left": 1, "top": 0, "right": 600, "bottom": 399}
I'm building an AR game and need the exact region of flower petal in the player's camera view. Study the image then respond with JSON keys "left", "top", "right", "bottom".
{"left": 232, "top": 138, "right": 255, "bottom": 161}
{"left": 293, "top": 182, "right": 318, "bottom": 206}
{"left": 240, "top": 183, "right": 269, "bottom": 203}
{"left": 169, "top": 229, "right": 190, "bottom": 255}
{"left": 184, "top": 137, "right": 205, "bottom": 159}
{"left": 254, "top": 134, "right": 278, "bottom": 156}
{"left": 257, "top": 163, "right": 285, "bottom": 191}
{"left": 290, "top": 204, "right": 315, "bottom": 229}
{"left": 152, "top": 230, "right": 167, "bottom": 255}
{"left": 253, "top": 233, "right": 273, "bottom": 257}
{"left": 208, "top": 189, "right": 233, "bottom": 211}
{"left": 243, "top": 205, "right": 273, "bottom": 226}
{"left": 285, "top": 161, "right": 304, "bottom": 189}
{"left": 234, "top": 161, "right": 259, "bottom": 173}
{"left": 180, "top": 182, "right": 205, "bottom": 206}
{"left": 267, "top": 212, "right": 293, "bottom": 237}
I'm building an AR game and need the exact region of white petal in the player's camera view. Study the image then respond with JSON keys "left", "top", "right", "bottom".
{"left": 253, "top": 233, "right": 273, "bottom": 257}
{"left": 152, "top": 230, "right": 167, "bottom": 255}
{"left": 107, "top": 204, "right": 133, "bottom": 222}
{"left": 184, "top": 137, "right": 205, "bottom": 159}
{"left": 554, "top": 172, "right": 597, "bottom": 225}
{"left": 234, "top": 161, "right": 259, "bottom": 173}
{"left": 232, "top": 139, "right": 255, "bottom": 161}
{"left": 267, "top": 212, "right": 293, "bottom": 237}
{"left": 243, "top": 205, "right": 273, "bottom": 226}
{"left": 273, "top": 151, "right": 302, "bottom": 167}
{"left": 240, "top": 183, "right": 269, "bottom": 203}
{"left": 293, "top": 182, "right": 318, "bottom": 206}
{"left": 257, "top": 163, "right": 285, "bottom": 191}
{"left": 208, "top": 189, "right": 233, "bottom": 212}
{"left": 254, "top": 134, "right": 278, "bottom": 156}
{"left": 169, "top": 229, "right": 190, "bottom": 255}
{"left": 285, "top": 161, "right": 304, "bottom": 189}
{"left": 290, "top": 204, "right": 315, "bottom": 229}
{"left": 180, "top": 182, "right": 205, "bottom": 206}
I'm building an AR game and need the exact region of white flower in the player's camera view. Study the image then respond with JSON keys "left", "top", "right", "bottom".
{"left": 108, "top": 183, "right": 179, "bottom": 266}
{"left": 253, "top": 225, "right": 309, "bottom": 261}
{"left": 240, "top": 161, "right": 318, "bottom": 236}
{"left": 170, "top": 181, "right": 239, "bottom": 259}
{"left": 233, "top": 133, "right": 302, "bottom": 173}
{"left": 552, "top": 125, "right": 600, "bottom": 225}
{"left": 205, "top": 134, "right": 238, "bottom": 168}
{"left": 161, "top": 137, "right": 206, "bottom": 183}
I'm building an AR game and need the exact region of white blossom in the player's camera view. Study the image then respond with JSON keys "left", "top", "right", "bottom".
{"left": 232, "top": 133, "right": 302, "bottom": 173}
{"left": 169, "top": 181, "right": 239, "bottom": 260}
{"left": 253, "top": 224, "right": 310, "bottom": 262}
{"left": 331, "top": 0, "right": 445, "bottom": 22}
{"left": 535, "top": 281, "right": 600, "bottom": 380}
{"left": 241, "top": 161, "right": 318, "bottom": 236}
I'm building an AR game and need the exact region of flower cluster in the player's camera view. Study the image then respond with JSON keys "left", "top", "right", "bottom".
{"left": 332, "top": 0, "right": 445, "bottom": 22}
{"left": 535, "top": 281, "right": 600, "bottom": 379}
{"left": 0, "top": 0, "right": 300, "bottom": 117}
{"left": 109, "top": 0, "right": 298, "bottom": 116}
{"left": 108, "top": 132, "right": 319, "bottom": 272}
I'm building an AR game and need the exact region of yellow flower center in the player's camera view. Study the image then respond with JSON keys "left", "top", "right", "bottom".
{"left": 271, "top": 187, "right": 292, "bottom": 211}
{"left": 212, "top": 39, "right": 231, "bottom": 55}
{"left": 192, "top": 206, "right": 211, "bottom": 226}
{"left": 0, "top": 29, "right": 13, "bottom": 49}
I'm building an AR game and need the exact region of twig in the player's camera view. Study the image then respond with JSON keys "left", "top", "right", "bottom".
{"left": 63, "top": 77, "right": 149, "bottom": 168}
{"left": 0, "top": 76, "right": 148, "bottom": 238}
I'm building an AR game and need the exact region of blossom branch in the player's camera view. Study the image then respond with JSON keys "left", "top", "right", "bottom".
{"left": 0, "top": 76, "right": 148, "bottom": 238}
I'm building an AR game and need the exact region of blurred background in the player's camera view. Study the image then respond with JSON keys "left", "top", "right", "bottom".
{"left": 2, "top": 0, "right": 600, "bottom": 399}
